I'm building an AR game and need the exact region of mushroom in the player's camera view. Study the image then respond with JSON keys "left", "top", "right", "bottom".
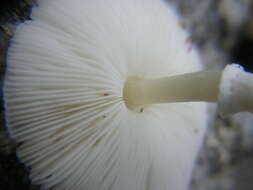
{"left": 3, "top": 0, "right": 253, "bottom": 190}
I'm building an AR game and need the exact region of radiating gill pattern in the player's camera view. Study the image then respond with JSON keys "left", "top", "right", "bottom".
{"left": 4, "top": 0, "right": 208, "bottom": 190}
{"left": 5, "top": 47, "right": 126, "bottom": 190}
{"left": 4, "top": 17, "right": 127, "bottom": 189}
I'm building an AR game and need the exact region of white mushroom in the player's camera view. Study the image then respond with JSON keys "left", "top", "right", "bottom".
{"left": 3, "top": 0, "right": 253, "bottom": 190}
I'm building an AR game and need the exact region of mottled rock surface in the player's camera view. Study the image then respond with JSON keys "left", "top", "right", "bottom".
{"left": 0, "top": 0, "right": 253, "bottom": 189}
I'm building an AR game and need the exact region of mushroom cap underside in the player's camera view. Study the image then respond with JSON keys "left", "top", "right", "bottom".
{"left": 4, "top": 0, "right": 208, "bottom": 190}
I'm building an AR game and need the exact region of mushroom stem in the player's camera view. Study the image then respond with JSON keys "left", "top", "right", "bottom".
{"left": 124, "top": 64, "right": 253, "bottom": 116}
{"left": 124, "top": 71, "right": 222, "bottom": 106}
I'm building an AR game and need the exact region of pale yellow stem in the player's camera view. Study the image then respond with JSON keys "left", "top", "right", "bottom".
{"left": 124, "top": 64, "right": 253, "bottom": 116}
{"left": 124, "top": 70, "right": 222, "bottom": 109}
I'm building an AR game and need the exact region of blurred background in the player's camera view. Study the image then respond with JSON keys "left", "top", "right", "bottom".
{"left": 0, "top": 0, "right": 253, "bottom": 189}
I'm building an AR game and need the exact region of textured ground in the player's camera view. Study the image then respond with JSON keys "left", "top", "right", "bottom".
{"left": 0, "top": 0, "right": 253, "bottom": 189}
